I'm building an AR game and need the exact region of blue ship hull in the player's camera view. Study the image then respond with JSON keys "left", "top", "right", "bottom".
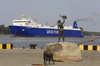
{"left": 9, "top": 25, "right": 84, "bottom": 37}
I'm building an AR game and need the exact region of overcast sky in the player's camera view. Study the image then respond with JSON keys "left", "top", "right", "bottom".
{"left": 0, "top": 0, "right": 100, "bottom": 32}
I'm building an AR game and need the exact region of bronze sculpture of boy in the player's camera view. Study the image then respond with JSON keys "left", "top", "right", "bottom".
{"left": 57, "top": 15, "right": 67, "bottom": 42}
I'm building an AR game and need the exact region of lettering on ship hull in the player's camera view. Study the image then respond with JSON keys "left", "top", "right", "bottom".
{"left": 47, "top": 30, "right": 58, "bottom": 34}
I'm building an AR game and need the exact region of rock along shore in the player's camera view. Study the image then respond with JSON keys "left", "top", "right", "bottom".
{"left": 44, "top": 42, "right": 82, "bottom": 62}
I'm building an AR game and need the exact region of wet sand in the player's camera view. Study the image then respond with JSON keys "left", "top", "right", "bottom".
{"left": 0, "top": 49, "right": 100, "bottom": 66}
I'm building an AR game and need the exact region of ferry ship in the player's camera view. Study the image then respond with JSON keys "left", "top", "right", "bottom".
{"left": 9, "top": 15, "right": 84, "bottom": 37}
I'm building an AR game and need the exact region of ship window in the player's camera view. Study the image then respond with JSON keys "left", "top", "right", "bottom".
{"left": 50, "top": 26, "right": 54, "bottom": 27}
{"left": 13, "top": 21, "right": 28, "bottom": 22}
{"left": 25, "top": 23, "right": 28, "bottom": 25}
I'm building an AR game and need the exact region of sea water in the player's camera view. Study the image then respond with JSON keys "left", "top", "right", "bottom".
{"left": 0, "top": 35, "right": 100, "bottom": 48}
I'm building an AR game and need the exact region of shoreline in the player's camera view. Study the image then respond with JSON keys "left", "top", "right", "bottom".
{"left": 0, "top": 34, "right": 13, "bottom": 36}
{"left": 1, "top": 35, "right": 100, "bottom": 38}
{"left": 0, "top": 35, "right": 100, "bottom": 37}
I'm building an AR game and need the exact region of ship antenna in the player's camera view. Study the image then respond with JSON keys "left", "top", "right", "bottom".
{"left": 29, "top": 15, "right": 31, "bottom": 20}
{"left": 59, "top": 15, "right": 62, "bottom": 17}
{"left": 35, "top": 19, "right": 37, "bottom": 23}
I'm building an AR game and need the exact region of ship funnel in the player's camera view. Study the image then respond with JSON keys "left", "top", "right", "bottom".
{"left": 73, "top": 21, "right": 78, "bottom": 28}
{"left": 21, "top": 15, "right": 24, "bottom": 20}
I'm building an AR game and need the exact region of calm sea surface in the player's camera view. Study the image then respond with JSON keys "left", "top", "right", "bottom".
{"left": 0, "top": 35, "right": 100, "bottom": 48}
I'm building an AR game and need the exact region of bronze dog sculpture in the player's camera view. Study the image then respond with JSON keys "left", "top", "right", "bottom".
{"left": 43, "top": 51, "right": 54, "bottom": 65}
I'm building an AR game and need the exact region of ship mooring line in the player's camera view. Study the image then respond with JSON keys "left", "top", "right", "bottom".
{"left": 77, "top": 37, "right": 100, "bottom": 45}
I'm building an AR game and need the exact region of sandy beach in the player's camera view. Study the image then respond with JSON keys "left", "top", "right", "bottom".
{"left": 0, "top": 49, "right": 100, "bottom": 66}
